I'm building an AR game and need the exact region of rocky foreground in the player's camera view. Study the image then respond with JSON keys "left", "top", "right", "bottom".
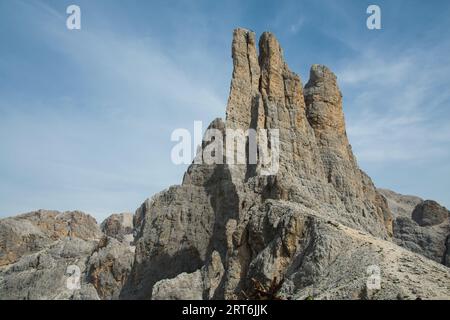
{"left": 1, "top": 29, "right": 449, "bottom": 300}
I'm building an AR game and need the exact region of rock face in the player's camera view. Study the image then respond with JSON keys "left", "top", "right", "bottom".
{"left": 101, "top": 213, "right": 134, "bottom": 244}
{"left": 0, "top": 210, "right": 102, "bottom": 267}
{"left": 0, "top": 210, "right": 134, "bottom": 300}
{"left": 445, "top": 236, "right": 450, "bottom": 266}
{"left": 378, "top": 189, "right": 422, "bottom": 219}
{"left": 87, "top": 236, "right": 134, "bottom": 300}
{"left": 0, "top": 210, "right": 102, "bottom": 299}
{"left": 1, "top": 28, "right": 450, "bottom": 300}
{"left": 412, "top": 201, "right": 449, "bottom": 227}
{"left": 379, "top": 189, "right": 450, "bottom": 267}
{"left": 151, "top": 251, "right": 224, "bottom": 300}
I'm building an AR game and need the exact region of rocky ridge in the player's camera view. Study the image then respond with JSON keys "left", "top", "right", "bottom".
{"left": 379, "top": 189, "right": 450, "bottom": 267}
{"left": 1, "top": 28, "right": 449, "bottom": 300}
{"left": 0, "top": 211, "right": 134, "bottom": 299}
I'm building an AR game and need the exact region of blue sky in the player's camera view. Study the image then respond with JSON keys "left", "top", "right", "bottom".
{"left": 1, "top": 0, "right": 450, "bottom": 221}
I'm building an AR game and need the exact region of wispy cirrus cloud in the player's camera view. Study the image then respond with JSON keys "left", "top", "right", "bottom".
{"left": 289, "top": 17, "right": 305, "bottom": 34}
{"left": 0, "top": 0, "right": 229, "bottom": 219}
{"left": 336, "top": 37, "right": 450, "bottom": 165}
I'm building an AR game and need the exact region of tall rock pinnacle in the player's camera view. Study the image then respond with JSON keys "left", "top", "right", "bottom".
{"left": 120, "top": 28, "right": 401, "bottom": 300}
{"left": 226, "top": 28, "right": 261, "bottom": 129}
{"left": 225, "top": 28, "right": 392, "bottom": 237}
{"left": 305, "top": 64, "right": 346, "bottom": 138}
{"left": 305, "top": 64, "right": 393, "bottom": 235}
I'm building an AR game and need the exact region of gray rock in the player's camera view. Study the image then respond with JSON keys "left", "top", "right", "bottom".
{"left": 245, "top": 201, "right": 450, "bottom": 300}
{"left": 0, "top": 210, "right": 103, "bottom": 299}
{"left": 100, "top": 213, "right": 134, "bottom": 244}
{"left": 0, "top": 210, "right": 102, "bottom": 267}
{"left": 393, "top": 216, "right": 449, "bottom": 264}
{"left": 381, "top": 190, "right": 450, "bottom": 266}
{"left": 0, "top": 238, "right": 100, "bottom": 300}
{"left": 152, "top": 271, "right": 204, "bottom": 300}
{"left": 444, "top": 236, "right": 450, "bottom": 267}
{"left": 87, "top": 236, "right": 134, "bottom": 300}
{"left": 151, "top": 250, "right": 224, "bottom": 300}
{"left": 378, "top": 189, "right": 422, "bottom": 219}
{"left": 412, "top": 201, "right": 449, "bottom": 227}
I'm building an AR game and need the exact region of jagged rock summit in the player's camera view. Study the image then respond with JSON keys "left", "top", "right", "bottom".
{"left": 1, "top": 28, "right": 449, "bottom": 300}
{"left": 121, "top": 28, "right": 449, "bottom": 300}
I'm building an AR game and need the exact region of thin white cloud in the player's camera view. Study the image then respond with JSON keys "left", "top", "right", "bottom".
{"left": 0, "top": 1, "right": 229, "bottom": 218}
{"left": 16, "top": 0, "right": 65, "bottom": 21}
{"left": 339, "top": 54, "right": 412, "bottom": 86}
{"left": 289, "top": 17, "right": 305, "bottom": 34}
{"left": 339, "top": 44, "right": 450, "bottom": 164}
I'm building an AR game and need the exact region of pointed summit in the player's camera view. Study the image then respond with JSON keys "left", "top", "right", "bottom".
{"left": 226, "top": 28, "right": 261, "bottom": 129}
{"left": 258, "top": 32, "right": 286, "bottom": 101}
{"left": 305, "top": 64, "right": 345, "bottom": 135}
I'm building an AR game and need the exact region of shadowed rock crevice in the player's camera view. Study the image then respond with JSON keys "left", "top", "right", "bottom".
{"left": 444, "top": 235, "right": 450, "bottom": 266}
{"left": 204, "top": 164, "right": 239, "bottom": 275}
{"left": 123, "top": 248, "right": 203, "bottom": 299}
